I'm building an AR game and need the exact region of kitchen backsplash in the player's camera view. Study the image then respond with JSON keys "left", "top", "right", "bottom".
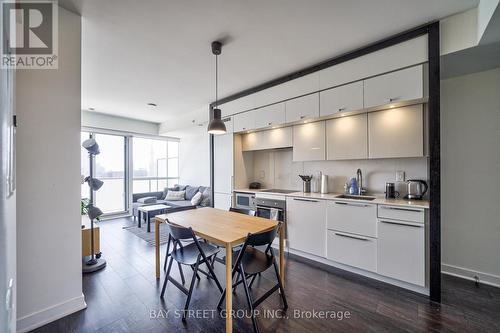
{"left": 249, "top": 148, "right": 428, "bottom": 196}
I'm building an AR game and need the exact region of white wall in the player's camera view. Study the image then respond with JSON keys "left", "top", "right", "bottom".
{"left": 165, "top": 125, "right": 210, "bottom": 186}
{"left": 441, "top": 67, "right": 500, "bottom": 287}
{"left": 16, "top": 7, "right": 85, "bottom": 332}
{"left": 82, "top": 110, "right": 159, "bottom": 135}
{"left": 247, "top": 149, "right": 428, "bottom": 196}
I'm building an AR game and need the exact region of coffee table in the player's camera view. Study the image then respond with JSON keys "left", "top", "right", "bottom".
{"left": 138, "top": 204, "right": 170, "bottom": 232}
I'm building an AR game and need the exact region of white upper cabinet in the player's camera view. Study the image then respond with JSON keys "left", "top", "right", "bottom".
{"left": 285, "top": 93, "right": 320, "bottom": 123}
{"left": 320, "top": 81, "right": 364, "bottom": 117}
{"left": 319, "top": 35, "right": 427, "bottom": 90}
{"left": 368, "top": 104, "right": 424, "bottom": 158}
{"left": 326, "top": 114, "right": 368, "bottom": 160}
{"left": 364, "top": 65, "right": 424, "bottom": 108}
{"left": 242, "top": 127, "right": 292, "bottom": 151}
{"left": 293, "top": 121, "right": 326, "bottom": 161}
{"left": 220, "top": 94, "right": 255, "bottom": 117}
{"left": 233, "top": 110, "right": 256, "bottom": 133}
{"left": 254, "top": 102, "right": 286, "bottom": 129}
{"left": 254, "top": 73, "right": 319, "bottom": 108}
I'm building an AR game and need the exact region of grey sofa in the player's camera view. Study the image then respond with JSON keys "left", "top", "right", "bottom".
{"left": 132, "top": 185, "right": 211, "bottom": 221}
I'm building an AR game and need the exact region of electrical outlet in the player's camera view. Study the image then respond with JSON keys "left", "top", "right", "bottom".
{"left": 396, "top": 170, "right": 405, "bottom": 182}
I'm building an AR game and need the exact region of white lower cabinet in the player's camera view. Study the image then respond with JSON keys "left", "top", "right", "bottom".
{"left": 286, "top": 197, "right": 327, "bottom": 257}
{"left": 377, "top": 219, "right": 425, "bottom": 286}
{"left": 327, "top": 201, "right": 377, "bottom": 237}
{"left": 327, "top": 230, "right": 377, "bottom": 272}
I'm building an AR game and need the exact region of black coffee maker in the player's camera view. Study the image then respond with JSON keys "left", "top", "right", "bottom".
{"left": 385, "top": 182, "right": 399, "bottom": 199}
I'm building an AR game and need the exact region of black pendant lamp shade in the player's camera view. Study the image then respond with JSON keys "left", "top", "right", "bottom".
{"left": 207, "top": 41, "right": 226, "bottom": 135}
{"left": 208, "top": 108, "right": 226, "bottom": 134}
{"left": 82, "top": 138, "right": 100, "bottom": 155}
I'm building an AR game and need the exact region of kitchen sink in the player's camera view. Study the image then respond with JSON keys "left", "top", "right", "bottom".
{"left": 335, "top": 194, "right": 376, "bottom": 201}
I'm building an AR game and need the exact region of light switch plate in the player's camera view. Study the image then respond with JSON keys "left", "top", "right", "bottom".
{"left": 396, "top": 170, "right": 405, "bottom": 182}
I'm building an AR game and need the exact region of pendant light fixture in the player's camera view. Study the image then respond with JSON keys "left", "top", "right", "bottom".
{"left": 207, "top": 41, "right": 227, "bottom": 135}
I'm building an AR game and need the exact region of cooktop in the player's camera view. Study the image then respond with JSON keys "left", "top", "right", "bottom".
{"left": 260, "top": 189, "right": 297, "bottom": 194}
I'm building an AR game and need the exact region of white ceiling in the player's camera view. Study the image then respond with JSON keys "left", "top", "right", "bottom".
{"left": 70, "top": 0, "right": 479, "bottom": 123}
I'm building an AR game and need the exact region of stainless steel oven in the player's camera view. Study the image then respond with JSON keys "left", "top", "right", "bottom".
{"left": 255, "top": 197, "right": 286, "bottom": 223}
{"left": 234, "top": 191, "right": 256, "bottom": 210}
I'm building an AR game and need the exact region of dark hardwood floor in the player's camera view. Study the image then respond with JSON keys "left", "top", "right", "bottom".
{"left": 31, "top": 217, "right": 500, "bottom": 333}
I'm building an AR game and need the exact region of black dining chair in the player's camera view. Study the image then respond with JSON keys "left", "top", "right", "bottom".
{"left": 213, "top": 207, "right": 258, "bottom": 267}
{"left": 160, "top": 222, "right": 223, "bottom": 321}
{"left": 216, "top": 223, "right": 287, "bottom": 333}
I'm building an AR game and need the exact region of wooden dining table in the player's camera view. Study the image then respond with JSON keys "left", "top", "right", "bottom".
{"left": 154, "top": 207, "right": 285, "bottom": 333}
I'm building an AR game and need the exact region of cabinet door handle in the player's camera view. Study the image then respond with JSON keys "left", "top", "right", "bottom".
{"left": 338, "top": 107, "right": 346, "bottom": 112}
{"left": 300, "top": 115, "right": 305, "bottom": 119}
{"left": 293, "top": 198, "right": 319, "bottom": 203}
{"left": 380, "top": 206, "right": 422, "bottom": 213}
{"left": 334, "top": 201, "right": 370, "bottom": 208}
{"left": 334, "top": 232, "right": 369, "bottom": 241}
{"left": 268, "top": 122, "right": 272, "bottom": 126}
{"left": 388, "top": 97, "right": 399, "bottom": 102}
{"left": 379, "top": 220, "right": 423, "bottom": 228}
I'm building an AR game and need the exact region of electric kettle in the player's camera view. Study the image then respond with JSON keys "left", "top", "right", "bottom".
{"left": 403, "top": 180, "right": 428, "bottom": 200}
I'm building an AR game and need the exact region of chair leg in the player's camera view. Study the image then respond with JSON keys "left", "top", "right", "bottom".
{"left": 183, "top": 256, "right": 200, "bottom": 321}
{"left": 164, "top": 235, "right": 171, "bottom": 271}
{"left": 160, "top": 256, "right": 174, "bottom": 298}
{"left": 190, "top": 265, "right": 201, "bottom": 280}
{"left": 233, "top": 271, "right": 241, "bottom": 294}
{"left": 178, "top": 263, "right": 186, "bottom": 284}
{"left": 204, "top": 256, "right": 223, "bottom": 292}
{"left": 248, "top": 274, "right": 257, "bottom": 289}
{"left": 217, "top": 265, "right": 239, "bottom": 311}
{"left": 273, "top": 258, "right": 288, "bottom": 309}
{"left": 240, "top": 263, "right": 260, "bottom": 333}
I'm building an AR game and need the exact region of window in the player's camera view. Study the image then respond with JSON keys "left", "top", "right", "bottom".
{"left": 132, "top": 138, "right": 179, "bottom": 193}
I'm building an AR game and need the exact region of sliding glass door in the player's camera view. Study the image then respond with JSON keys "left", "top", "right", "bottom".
{"left": 81, "top": 130, "right": 179, "bottom": 216}
{"left": 94, "top": 133, "right": 127, "bottom": 214}
{"left": 81, "top": 131, "right": 128, "bottom": 215}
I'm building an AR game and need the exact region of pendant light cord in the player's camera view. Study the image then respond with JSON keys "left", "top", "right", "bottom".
{"left": 215, "top": 53, "right": 218, "bottom": 109}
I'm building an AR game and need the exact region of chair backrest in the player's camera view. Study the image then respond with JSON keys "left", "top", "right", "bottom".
{"left": 246, "top": 223, "right": 279, "bottom": 247}
{"left": 229, "top": 207, "right": 256, "bottom": 216}
{"left": 166, "top": 221, "right": 195, "bottom": 241}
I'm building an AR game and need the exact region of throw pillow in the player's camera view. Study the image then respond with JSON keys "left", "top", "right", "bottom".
{"left": 165, "top": 190, "right": 185, "bottom": 201}
{"left": 190, "top": 192, "right": 202, "bottom": 206}
{"left": 175, "top": 184, "right": 188, "bottom": 191}
{"left": 162, "top": 186, "right": 178, "bottom": 199}
{"left": 200, "top": 187, "right": 211, "bottom": 207}
{"left": 185, "top": 185, "right": 200, "bottom": 200}
{"left": 137, "top": 197, "right": 157, "bottom": 204}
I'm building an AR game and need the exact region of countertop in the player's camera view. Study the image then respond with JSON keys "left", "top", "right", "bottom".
{"left": 234, "top": 188, "right": 429, "bottom": 209}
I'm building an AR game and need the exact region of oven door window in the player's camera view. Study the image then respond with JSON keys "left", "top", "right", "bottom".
{"left": 257, "top": 207, "right": 271, "bottom": 219}
{"left": 236, "top": 195, "right": 250, "bottom": 207}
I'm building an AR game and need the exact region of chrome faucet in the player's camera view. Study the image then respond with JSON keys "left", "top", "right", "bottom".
{"left": 356, "top": 168, "right": 363, "bottom": 195}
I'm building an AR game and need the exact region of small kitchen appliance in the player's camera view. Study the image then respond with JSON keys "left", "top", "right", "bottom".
{"left": 385, "top": 182, "right": 399, "bottom": 199}
{"left": 403, "top": 179, "right": 428, "bottom": 200}
{"left": 320, "top": 173, "right": 328, "bottom": 194}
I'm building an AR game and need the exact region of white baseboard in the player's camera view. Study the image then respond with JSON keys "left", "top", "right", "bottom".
{"left": 17, "top": 294, "right": 87, "bottom": 333}
{"left": 442, "top": 263, "right": 500, "bottom": 288}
